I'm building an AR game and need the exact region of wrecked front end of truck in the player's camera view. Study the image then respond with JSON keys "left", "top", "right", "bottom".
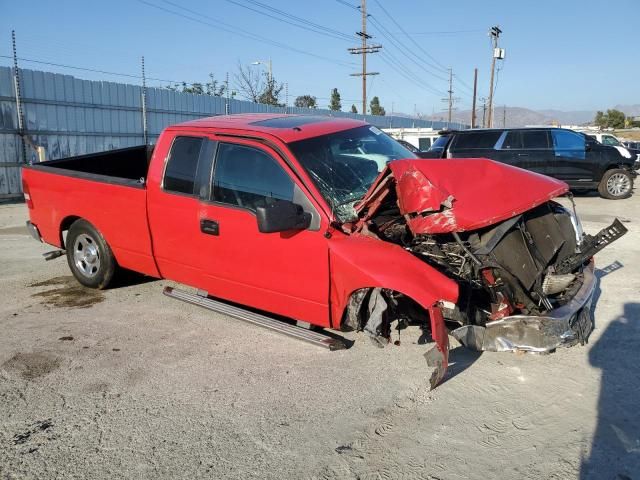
{"left": 342, "top": 158, "right": 626, "bottom": 360}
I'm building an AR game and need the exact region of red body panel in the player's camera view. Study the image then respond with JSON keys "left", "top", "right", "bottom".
{"left": 21, "top": 168, "right": 159, "bottom": 277}
{"left": 22, "top": 115, "right": 571, "bottom": 386}
{"left": 328, "top": 232, "right": 456, "bottom": 365}
{"left": 357, "top": 158, "right": 569, "bottom": 234}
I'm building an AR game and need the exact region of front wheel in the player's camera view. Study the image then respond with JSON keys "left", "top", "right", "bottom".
{"left": 66, "top": 219, "right": 117, "bottom": 289}
{"left": 598, "top": 169, "right": 633, "bottom": 199}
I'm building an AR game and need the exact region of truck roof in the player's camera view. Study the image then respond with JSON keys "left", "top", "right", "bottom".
{"left": 174, "top": 113, "right": 368, "bottom": 143}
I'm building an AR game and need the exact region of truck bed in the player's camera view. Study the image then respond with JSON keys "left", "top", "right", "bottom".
{"left": 22, "top": 145, "right": 159, "bottom": 278}
{"left": 33, "top": 145, "right": 153, "bottom": 185}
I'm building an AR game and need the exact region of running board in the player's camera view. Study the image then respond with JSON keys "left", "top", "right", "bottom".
{"left": 163, "top": 286, "right": 346, "bottom": 351}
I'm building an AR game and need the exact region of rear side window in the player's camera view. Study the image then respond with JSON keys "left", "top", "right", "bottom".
{"left": 521, "top": 131, "right": 550, "bottom": 149}
{"left": 212, "top": 143, "right": 294, "bottom": 211}
{"left": 164, "top": 136, "right": 204, "bottom": 194}
{"left": 452, "top": 131, "right": 502, "bottom": 150}
{"left": 502, "top": 131, "right": 522, "bottom": 149}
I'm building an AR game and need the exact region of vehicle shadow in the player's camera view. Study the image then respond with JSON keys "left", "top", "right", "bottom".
{"left": 441, "top": 346, "right": 482, "bottom": 385}
{"left": 580, "top": 302, "right": 640, "bottom": 479}
{"left": 109, "top": 268, "right": 158, "bottom": 289}
{"left": 591, "top": 261, "right": 624, "bottom": 329}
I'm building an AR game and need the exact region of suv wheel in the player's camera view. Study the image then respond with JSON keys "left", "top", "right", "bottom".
{"left": 66, "top": 219, "right": 117, "bottom": 289}
{"left": 598, "top": 169, "right": 633, "bottom": 199}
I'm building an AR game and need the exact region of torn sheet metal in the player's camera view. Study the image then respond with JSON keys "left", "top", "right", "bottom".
{"left": 355, "top": 158, "right": 568, "bottom": 235}
{"left": 452, "top": 261, "right": 596, "bottom": 352}
{"left": 426, "top": 305, "right": 449, "bottom": 389}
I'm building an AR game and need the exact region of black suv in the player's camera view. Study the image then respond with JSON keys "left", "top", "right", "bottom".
{"left": 425, "top": 128, "right": 638, "bottom": 199}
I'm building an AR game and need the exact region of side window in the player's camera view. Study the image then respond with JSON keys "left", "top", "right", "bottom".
{"left": 521, "top": 130, "right": 550, "bottom": 149}
{"left": 212, "top": 143, "right": 294, "bottom": 211}
{"left": 164, "top": 136, "right": 204, "bottom": 194}
{"left": 418, "top": 137, "right": 431, "bottom": 151}
{"left": 501, "top": 131, "right": 522, "bottom": 149}
{"left": 551, "top": 130, "right": 586, "bottom": 159}
{"left": 452, "top": 131, "right": 502, "bottom": 150}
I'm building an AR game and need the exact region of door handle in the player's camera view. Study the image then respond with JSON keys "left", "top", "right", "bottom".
{"left": 200, "top": 219, "right": 219, "bottom": 236}
{"left": 517, "top": 153, "right": 529, "bottom": 157}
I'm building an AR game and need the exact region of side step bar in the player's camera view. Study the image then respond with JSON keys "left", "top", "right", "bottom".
{"left": 163, "top": 286, "right": 346, "bottom": 351}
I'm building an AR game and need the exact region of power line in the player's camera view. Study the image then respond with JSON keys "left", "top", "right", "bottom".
{"left": 388, "top": 29, "right": 486, "bottom": 35}
{"left": 0, "top": 54, "right": 185, "bottom": 84}
{"left": 136, "top": 0, "right": 357, "bottom": 69}
{"left": 368, "top": 16, "right": 448, "bottom": 83}
{"left": 223, "top": 0, "right": 353, "bottom": 42}
{"left": 377, "top": 52, "right": 445, "bottom": 96}
{"left": 370, "top": 0, "right": 448, "bottom": 73}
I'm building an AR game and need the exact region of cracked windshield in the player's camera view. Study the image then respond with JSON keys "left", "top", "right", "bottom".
{"left": 289, "top": 125, "right": 416, "bottom": 221}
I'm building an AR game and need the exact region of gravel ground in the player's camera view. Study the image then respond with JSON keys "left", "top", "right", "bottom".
{"left": 0, "top": 194, "right": 638, "bottom": 480}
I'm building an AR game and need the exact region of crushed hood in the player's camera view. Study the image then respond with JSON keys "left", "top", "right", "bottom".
{"left": 355, "top": 158, "right": 569, "bottom": 234}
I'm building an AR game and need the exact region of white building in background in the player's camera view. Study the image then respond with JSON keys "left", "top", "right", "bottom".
{"left": 383, "top": 127, "right": 442, "bottom": 152}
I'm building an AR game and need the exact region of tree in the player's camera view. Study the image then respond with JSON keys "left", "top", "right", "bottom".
{"left": 257, "top": 75, "right": 285, "bottom": 106}
{"left": 350, "top": 104, "right": 358, "bottom": 114}
{"left": 235, "top": 62, "right": 263, "bottom": 102}
{"left": 606, "top": 109, "right": 626, "bottom": 129}
{"left": 235, "top": 63, "right": 284, "bottom": 106}
{"left": 205, "top": 74, "right": 226, "bottom": 97}
{"left": 593, "top": 109, "right": 626, "bottom": 129}
{"left": 294, "top": 95, "right": 317, "bottom": 108}
{"left": 369, "top": 96, "right": 386, "bottom": 116}
{"left": 329, "top": 88, "right": 342, "bottom": 111}
{"left": 164, "top": 74, "right": 226, "bottom": 97}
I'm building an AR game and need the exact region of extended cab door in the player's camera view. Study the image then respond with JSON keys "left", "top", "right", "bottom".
{"left": 197, "top": 138, "right": 330, "bottom": 327}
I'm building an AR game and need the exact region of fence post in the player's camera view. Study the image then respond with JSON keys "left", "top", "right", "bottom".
{"left": 11, "top": 30, "right": 27, "bottom": 164}
{"left": 141, "top": 56, "right": 148, "bottom": 145}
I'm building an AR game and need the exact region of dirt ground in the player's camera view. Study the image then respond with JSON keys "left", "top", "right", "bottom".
{"left": 1, "top": 193, "right": 639, "bottom": 480}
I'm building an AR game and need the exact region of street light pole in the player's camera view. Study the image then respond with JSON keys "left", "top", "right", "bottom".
{"left": 251, "top": 58, "right": 272, "bottom": 83}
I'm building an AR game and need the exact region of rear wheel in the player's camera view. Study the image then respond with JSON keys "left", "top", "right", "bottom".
{"left": 598, "top": 169, "right": 633, "bottom": 199}
{"left": 66, "top": 219, "right": 116, "bottom": 289}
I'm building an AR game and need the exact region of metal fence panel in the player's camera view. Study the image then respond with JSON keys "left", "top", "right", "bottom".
{"left": 0, "top": 65, "right": 461, "bottom": 196}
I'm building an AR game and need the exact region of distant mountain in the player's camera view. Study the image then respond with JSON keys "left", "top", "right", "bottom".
{"left": 419, "top": 104, "right": 639, "bottom": 128}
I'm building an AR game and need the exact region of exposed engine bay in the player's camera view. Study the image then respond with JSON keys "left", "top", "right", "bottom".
{"left": 340, "top": 159, "right": 627, "bottom": 354}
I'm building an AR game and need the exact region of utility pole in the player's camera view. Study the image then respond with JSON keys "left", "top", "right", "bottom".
{"left": 225, "top": 72, "right": 230, "bottom": 115}
{"left": 447, "top": 68, "right": 453, "bottom": 125}
{"left": 480, "top": 97, "right": 487, "bottom": 128}
{"left": 503, "top": 105, "right": 507, "bottom": 127}
{"left": 487, "top": 25, "right": 503, "bottom": 128}
{"left": 471, "top": 68, "right": 478, "bottom": 128}
{"left": 441, "top": 68, "right": 458, "bottom": 128}
{"left": 348, "top": 0, "right": 381, "bottom": 115}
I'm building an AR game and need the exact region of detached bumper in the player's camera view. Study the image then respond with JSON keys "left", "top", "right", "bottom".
{"left": 26, "top": 221, "right": 42, "bottom": 243}
{"left": 452, "top": 260, "right": 595, "bottom": 353}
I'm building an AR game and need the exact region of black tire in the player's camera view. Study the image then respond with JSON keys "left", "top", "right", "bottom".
{"left": 598, "top": 168, "right": 633, "bottom": 199}
{"left": 65, "top": 219, "right": 117, "bottom": 289}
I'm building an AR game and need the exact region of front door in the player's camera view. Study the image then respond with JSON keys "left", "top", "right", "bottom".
{"left": 549, "top": 129, "right": 594, "bottom": 182}
{"left": 198, "top": 139, "right": 331, "bottom": 327}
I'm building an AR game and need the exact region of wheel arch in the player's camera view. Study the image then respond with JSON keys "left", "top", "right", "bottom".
{"left": 59, "top": 215, "right": 82, "bottom": 248}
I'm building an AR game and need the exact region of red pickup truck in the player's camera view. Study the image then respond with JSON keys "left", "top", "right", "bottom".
{"left": 22, "top": 114, "right": 625, "bottom": 387}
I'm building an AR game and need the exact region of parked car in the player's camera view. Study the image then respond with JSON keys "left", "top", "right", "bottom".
{"left": 622, "top": 140, "right": 640, "bottom": 161}
{"left": 394, "top": 138, "right": 434, "bottom": 158}
{"left": 582, "top": 132, "right": 635, "bottom": 161}
{"left": 423, "top": 128, "right": 637, "bottom": 199}
{"left": 22, "top": 114, "right": 625, "bottom": 387}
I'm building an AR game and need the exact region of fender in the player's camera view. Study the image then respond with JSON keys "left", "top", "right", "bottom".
{"left": 329, "top": 232, "right": 458, "bottom": 382}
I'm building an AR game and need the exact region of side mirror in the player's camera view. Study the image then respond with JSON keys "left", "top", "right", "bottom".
{"left": 256, "top": 200, "right": 311, "bottom": 233}
{"left": 585, "top": 143, "right": 592, "bottom": 152}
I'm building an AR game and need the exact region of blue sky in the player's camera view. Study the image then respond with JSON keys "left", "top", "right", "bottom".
{"left": 1, "top": 0, "right": 638, "bottom": 115}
